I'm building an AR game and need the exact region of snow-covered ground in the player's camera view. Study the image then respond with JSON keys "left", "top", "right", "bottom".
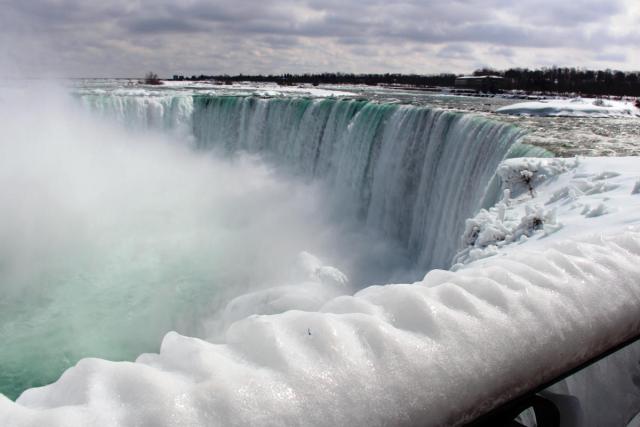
{"left": 455, "top": 157, "right": 640, "bottom": 264}
{"left": 496, "top": 98, "right": 640, "bottom": 118}
{"left": 2, "top": 156, "right": 640, "bottom": 426}
{"left": 83, "top": 80, "right": 358, "bottom": 98}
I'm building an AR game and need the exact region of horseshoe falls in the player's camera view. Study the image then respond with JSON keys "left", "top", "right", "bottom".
{"left": 3, "top": 86, "right": 640, "bottom": 427}
{"left": 83, "top": 93, "right": 547, "bottom": 272}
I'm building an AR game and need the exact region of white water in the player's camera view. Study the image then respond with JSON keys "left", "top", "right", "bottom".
{"left": 80, "top": 92, "right": 549, "bottom": 271}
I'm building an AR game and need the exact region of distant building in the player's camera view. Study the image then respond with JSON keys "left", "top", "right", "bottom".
{"left": 455, "top": 75, "right": 506, "bottom": 92}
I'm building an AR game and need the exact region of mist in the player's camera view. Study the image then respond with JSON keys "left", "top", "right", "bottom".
{"left": 0, "top": 83, "right": 413, "bottom": 399}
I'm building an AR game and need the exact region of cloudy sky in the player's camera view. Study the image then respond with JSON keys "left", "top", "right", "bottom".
{"left": 1, "top": 0, "right": 639, "bottom": 77}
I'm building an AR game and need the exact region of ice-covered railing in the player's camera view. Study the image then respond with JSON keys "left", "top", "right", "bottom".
{"left": 5, "top": 156, "right": 640, "bottom": 427}
{"left": 456, "top": 157, "right": 640, "bottom": 425}
{"left": 2, "top": 227, "right": 639, "bottom": 426}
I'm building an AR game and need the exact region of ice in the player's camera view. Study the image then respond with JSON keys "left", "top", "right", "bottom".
{"left": 153, "top": 80, "right": 356, "bottom": 98}
{"left": 219, "top": 253, "right": 349, "bottom": 331}
{"left": 582, "top": 202, "right": 612, "bottom": 218}
{"left": 4, "top": 152, "right": 640, "bottom": 425}
{"left": 497, "top": 98, "right": 640, "bottom": 118}
{"left": 455, "top": 157, "right": 640, "bottom": 265}
{"left": 496, "top": 157, "right": 577, "bottom": 197}
{"left": 2, "top": 226, "right": 639, "bottom": 426}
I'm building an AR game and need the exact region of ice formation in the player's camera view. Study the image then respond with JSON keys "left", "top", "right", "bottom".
{"left": 160, "top": 80, "right": 357, "bottom": 98}
{"left": 496, "top": 98, "right": 640, "bottom": 118}
{"left": 455, "top": 157, "right": 640, "bottom": 265}
{"left": 2, "top": 225, "right": 640, "bottom": 426}
{"left": 219, "top": 252, "right": 349, "bottom": 331}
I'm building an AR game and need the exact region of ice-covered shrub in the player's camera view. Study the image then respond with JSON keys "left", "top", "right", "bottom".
{"left": 498, "top": 158, "right": 577, "bottom": 198}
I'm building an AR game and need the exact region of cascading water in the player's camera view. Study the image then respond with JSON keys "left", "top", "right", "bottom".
{"left": 80, "top": 92, "right": 549, "bottom": 271}
{"left": 78, "top": 92, "right": 195, "bottom": 138}
{"left": 191, "top": 96, "right": 549, "bottom": 271}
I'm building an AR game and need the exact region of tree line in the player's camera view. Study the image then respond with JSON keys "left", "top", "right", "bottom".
{"left": 473, "top": 67, "right": 640, "bottom": 97}
{"left": 171, "top": 72, "right": 458, "bottom": 88}
{"left": 170, "top": 67, "right": 640, "bottom": 97}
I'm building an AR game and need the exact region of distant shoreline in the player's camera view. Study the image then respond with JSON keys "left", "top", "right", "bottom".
{"left": 167, "top": 68, "right": 640, "bottom": 98}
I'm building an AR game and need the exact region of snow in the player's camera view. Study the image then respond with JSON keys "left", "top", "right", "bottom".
{"left": 158, "top": 80, "right": 356, "bottom": 97}
{"left": 496, "top": 98, "right": 640, "bottom": 118}
{"left": 219, "top": 252, "right": 349, "bottom": 330}
{"left": 455, "top": 157, "right": 640, "bottom": 265}
{"left": 73, "top": 80, "right": 357, "bottom": 100}
{"left": 2, "top": 157, "right": 640, "bottom": 426}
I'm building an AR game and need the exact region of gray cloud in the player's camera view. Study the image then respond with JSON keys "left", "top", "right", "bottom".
{"left": 487, "top": 46, "right": 515, "bottom": 58}
{"left": 437, "top": 44, "right": 475, "bottom": 60}
{"left": 0, "top": 0, "right": 638, "bottom": 77}
{"left": 125, "top": 17, "right": 204, "bottom": 34}
{"left": 595, "top": 52, "right": 628, "bottom": 63}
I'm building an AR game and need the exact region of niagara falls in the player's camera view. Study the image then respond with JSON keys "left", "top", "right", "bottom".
{"left": 1, "top": 1, "right": 640, "bottom": 426}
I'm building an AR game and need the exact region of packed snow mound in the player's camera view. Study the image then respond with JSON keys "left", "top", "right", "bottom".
{"left": 496, "top": 98, "right": 640, "bottom": 118}
{"left": 455, "top": 157, "right": 640, "bottom": 265}
{"left": 219, "top": 252, "right": 349, "bottom": 330}
{"left": 2, "top": 225, "right": 640, "bottom": 426}
{"left": 497, "top": 157, "right": 577, "bottom": 197}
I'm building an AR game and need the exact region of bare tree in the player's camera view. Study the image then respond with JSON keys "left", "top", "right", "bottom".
{"left": 144, "top": 72, "right": 162, "bottom": 85}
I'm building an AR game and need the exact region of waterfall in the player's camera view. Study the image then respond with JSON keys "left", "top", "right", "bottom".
{"left": 80, "top": 93, "right": 549, "bottom": 271}
{"left": 78, "top": 93, "right": 195, "bottom": 138}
